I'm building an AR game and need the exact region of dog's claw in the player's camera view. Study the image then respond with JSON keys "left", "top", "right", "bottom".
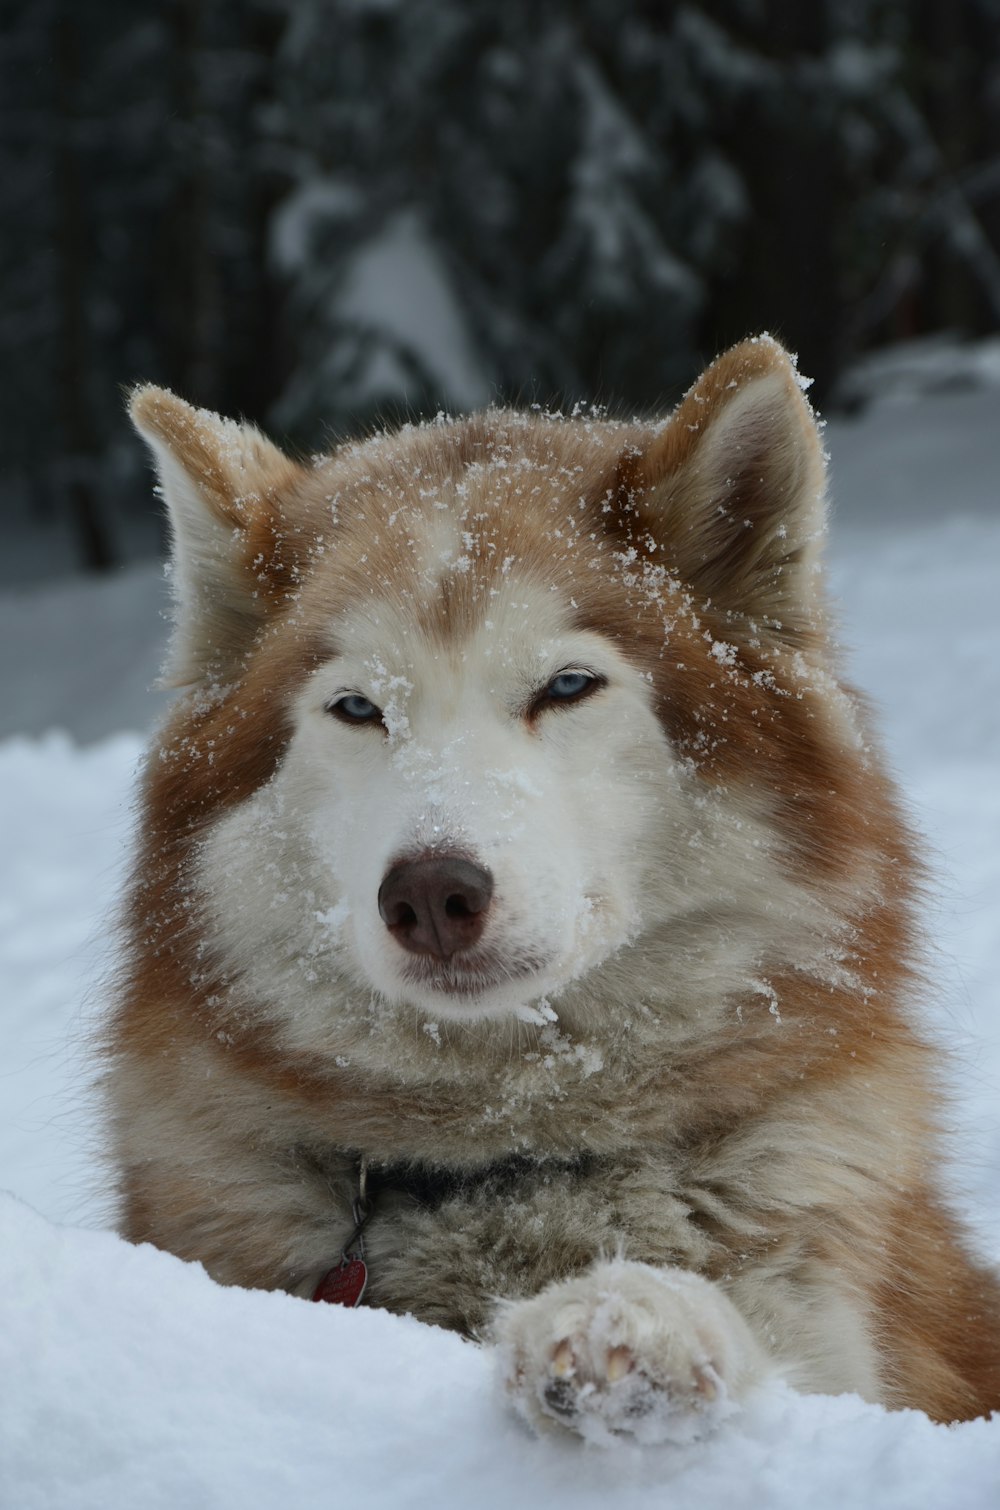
{"left": 605, "top": 1344, "right": 633, "bottom": 1383}
{"left": 551, "top": 1339, "right": 575, "bottom": 1378}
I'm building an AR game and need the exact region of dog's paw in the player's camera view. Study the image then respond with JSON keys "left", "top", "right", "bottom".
{"left": 494, "top": 1259, "right": 768, "bottom": 1446}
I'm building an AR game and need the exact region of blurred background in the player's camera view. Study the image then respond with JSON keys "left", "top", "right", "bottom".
{"left": 3, "top": 0, "right": 1000, "bottom": 574}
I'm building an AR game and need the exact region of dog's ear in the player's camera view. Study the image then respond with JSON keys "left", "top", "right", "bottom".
{"left": 129, "top": 386, "right": 305, "bottom": 686}
{"left": 633, "top": 335, "right": 827, "bottom": 638}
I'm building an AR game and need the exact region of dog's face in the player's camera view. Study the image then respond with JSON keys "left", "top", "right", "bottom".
{"left": 277, "top": 575, "right": 673, "bottom": 1020}
{"left": 131, "top": 339, "right": 861, "bottom": 1039}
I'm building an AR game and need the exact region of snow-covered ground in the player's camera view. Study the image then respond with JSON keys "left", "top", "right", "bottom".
{"left": 1, "top": 386, "right": 998, "bottom": 1507}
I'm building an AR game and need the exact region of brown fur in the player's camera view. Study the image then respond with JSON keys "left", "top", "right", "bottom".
{"left": 104, "top": 338, "right": 1000, "bottom": 1426}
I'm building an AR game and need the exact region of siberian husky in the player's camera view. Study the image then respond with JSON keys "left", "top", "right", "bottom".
{"left": 105, "top": 336, "right": 1000, "bottom": 1443}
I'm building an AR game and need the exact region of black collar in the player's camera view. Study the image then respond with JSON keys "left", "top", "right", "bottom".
{"left": 360, "top": 1150, "right": 598, "bottom": 1210}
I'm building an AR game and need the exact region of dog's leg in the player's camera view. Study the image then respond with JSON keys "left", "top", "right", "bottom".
{"left": 116, "top": 1151, "right": 359, "bottom": 1297}
{"left": 494, "top": 1258, "right": 771, "bottom": 1445}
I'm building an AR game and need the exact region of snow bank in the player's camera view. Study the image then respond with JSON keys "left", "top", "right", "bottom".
{"left": 3, "top": 1191, "right": 998, "bottom": 1510}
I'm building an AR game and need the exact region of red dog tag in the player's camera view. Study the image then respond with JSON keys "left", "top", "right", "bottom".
{"left": 313, "top": 1256, "right": 368, "bottom": 1307}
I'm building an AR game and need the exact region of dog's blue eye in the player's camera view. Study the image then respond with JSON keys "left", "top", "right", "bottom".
{"left": 527, "top": 669, "right": 604, "bottom": 721}
{"left": 329, "top": 693, "right": 382, "bottom": 725}
{"left": 545, "top": 671, "right": 599, "bottom": 702}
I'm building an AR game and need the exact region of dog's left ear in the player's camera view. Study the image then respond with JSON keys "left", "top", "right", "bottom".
{"left": 633, "top": 335, "right": 827, "bottom": 637}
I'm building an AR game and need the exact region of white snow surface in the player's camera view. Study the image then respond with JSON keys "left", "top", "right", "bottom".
{"left": 1, "top": 386, "right": 999, "bottom": 1506}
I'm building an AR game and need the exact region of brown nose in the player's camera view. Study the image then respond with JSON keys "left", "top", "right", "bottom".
{"left": 378, "top": 855, "right": 493, "bottom": 960}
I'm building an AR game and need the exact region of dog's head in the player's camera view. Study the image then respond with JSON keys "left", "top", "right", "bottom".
{"left": 131, "top": 338, "right": 869, "bottom": 1036}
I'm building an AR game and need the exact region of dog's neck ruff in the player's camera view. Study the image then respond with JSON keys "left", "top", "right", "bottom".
{"left": 311, "top": 1151, "right": 598, "bottom": 1308}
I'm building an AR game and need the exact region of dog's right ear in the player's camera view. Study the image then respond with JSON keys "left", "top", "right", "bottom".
{"left": 129, "top": 386, "right": 305, "bottom": 687}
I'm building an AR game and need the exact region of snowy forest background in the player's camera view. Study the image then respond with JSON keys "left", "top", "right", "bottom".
{"left": 2, "top": 0, "right": 1000, "bottom": 582}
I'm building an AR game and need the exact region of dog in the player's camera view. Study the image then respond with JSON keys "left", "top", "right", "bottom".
{"left": 105, "top": 336, "right": 1000, "bottom": 1443}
